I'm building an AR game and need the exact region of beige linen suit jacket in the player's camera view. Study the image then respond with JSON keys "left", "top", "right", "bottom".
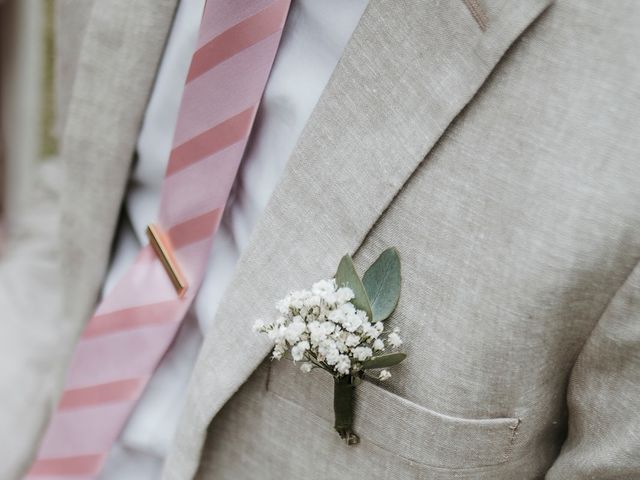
{"left": 1, "top": 1, "right": 639, "bottom": 479}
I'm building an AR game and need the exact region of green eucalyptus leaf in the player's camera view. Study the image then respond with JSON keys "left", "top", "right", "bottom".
{"left": 335, "top": 254, "right": 373, "bottom": 321}
{"left": 362, "top": 247, "right": 401, "bottom": 322}
{"left": 362, "top": 352, "right": 406, "bottom": 370}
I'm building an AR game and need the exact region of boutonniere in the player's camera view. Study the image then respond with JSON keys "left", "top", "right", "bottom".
{"left": 254, "top": 248, "right": 406, "bottom": 445}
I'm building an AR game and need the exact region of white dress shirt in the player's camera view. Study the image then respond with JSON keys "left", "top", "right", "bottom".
{"left": 99, "top": 0, "right": 368, "bottom": 478}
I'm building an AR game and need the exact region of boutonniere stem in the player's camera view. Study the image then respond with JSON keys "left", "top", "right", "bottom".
{"left": 334, "top": 375, "right": 357, "bottom": 443}
{"left": 255, "top": 248, "right": 406, "bottom": 445}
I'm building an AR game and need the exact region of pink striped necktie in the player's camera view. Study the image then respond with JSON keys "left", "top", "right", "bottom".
{"left": 26, "top": 0, "right": 291, "bottom": 478}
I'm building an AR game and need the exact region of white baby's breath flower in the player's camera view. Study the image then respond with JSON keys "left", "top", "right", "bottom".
{"left": 252, "top": 319, "right": 266, "bottom": 332}
{"left": 378, "top": 369, "right": 392, "bottom": 381}
{"left": 352, "top": 346, "right": 373, "bottom": 362}
{"left": 362, "top": 321, "right": 380, "bottom": 339}
{"left": 336, "top": 287, "right": 355, "bottom": 304}
{"left": 336, "top": 355, "right": 351, "bottom": 375}
{"left": 291, "top": 340, "right": 310, "bottom": 361}
{"left": 320, "top": 321, "right": 336, "bottom": 335}
{"left": 268, "top": 325, "right": 286, "bottom": 343}
{"left": 343, "top": 318, "right": 362, "bottom": 333}
{"left": 300, "top": 362, "right": 313, "bottom": 373}
{"left": 312, "top": 279, "right": 339, "bottom": 305}
{"left": 288, "top": 290, "right": 311, "bottom": 310}
{"left": 323, "top": 292, "right": 338, "bottom": 305}
{"left": 272, "top": 343, "right": 286, "bottom": 360}
{"left": 334, "top": 336, "right": 348, "bottom": 353}
{"left": 325, "top": 346, "right": 341, "bottom": 366}
{"left": 317, "top": 338, "right": 332, "bottom": 355}
{"left": 318, "top": 339, "right": 341, "bottom": 366}
{"left": 311, "top": 279, "right": 336, "bottom": 296}
{"left": 345, "top": 333, "right": 360, "bottom": 348}
{"left": 327, "top": 304, "right": 346, "bottom": 324}
{"left": 303, "top": 294, "right": 322, "bottom": 309}
{"left": 284, "top": 319, "right": 306, "bottom": 344}
{"left": 256, "top": 275, "right": 402, "bottom": 378}
{"left": 342, "top": 307, "right": 365, "bottom": 332}
{"left": 275, "top": 298, "right": 290, "bottom": 315}
{"left": 307, "top": 321, "right": 325, "bottom": 345}
{"left": 388, "top": 329, "right": 403, "bottom": 348}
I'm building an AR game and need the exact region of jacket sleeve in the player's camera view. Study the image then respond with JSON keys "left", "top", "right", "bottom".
{"left": 546, "top": 259, "right": 640, "bottom": 479}
{"left": 0, "top": 160, "right": 65, "bottom": 480}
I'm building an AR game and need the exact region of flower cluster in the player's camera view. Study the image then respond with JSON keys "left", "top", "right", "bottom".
{"left": 254, "top": 279, "right": 402, "bottom": 380}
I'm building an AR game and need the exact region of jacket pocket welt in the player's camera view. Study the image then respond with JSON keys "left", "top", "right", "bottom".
{"left": 268, "top": 360, "right": 520, "bottom": 470}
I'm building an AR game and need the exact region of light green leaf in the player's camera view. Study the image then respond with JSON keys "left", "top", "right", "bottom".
{"left": 362, "top": 248, "right": 401, "bottom": 322}
{"left": 335, "top": 254, "right": 373, "bottom": 321}
{"left": 362, "top": 352, "right": 406, "bottom": 370}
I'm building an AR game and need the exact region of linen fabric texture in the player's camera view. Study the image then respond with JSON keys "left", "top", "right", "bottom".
{"left": 0, "top": 0, "right": 638, "bottom": 479}
{"left": 178, "top": 1, "right": 640, "bottom": 478}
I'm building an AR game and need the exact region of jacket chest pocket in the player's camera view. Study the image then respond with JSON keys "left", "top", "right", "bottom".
{"left": 267, "top": 360, "right": 521, "bottom": 470}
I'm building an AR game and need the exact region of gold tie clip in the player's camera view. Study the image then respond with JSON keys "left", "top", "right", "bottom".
{"left": 146, "top": 224, "right": 188, "bottom": 297}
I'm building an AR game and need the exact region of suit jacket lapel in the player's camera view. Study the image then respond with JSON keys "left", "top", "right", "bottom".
{"left": 58, "top": 0, "right": 178, "bottom": 334}
{"left": 168, "top": 0, "right": 553, "bottom": 476}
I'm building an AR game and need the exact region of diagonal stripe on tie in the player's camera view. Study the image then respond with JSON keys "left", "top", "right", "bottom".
{"left": 187, "top": 0, "right": 291, "bottom": 82}
{"left": 27, "top": 455, "right": 105, "bottom": 477}
{"left": 167, "top": 108, "right": 254, "bottom": 175}
{"left": 59, "top": 379, "right": 146, "bottom": 410}
{"left": 82, "top": 300, "right": 183, "bottom": 338}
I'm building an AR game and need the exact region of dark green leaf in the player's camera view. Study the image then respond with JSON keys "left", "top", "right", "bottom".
{"left": 362, "top": 247, "right": 401, "bottom": 322}
{"left": 335, "top": 254, "right": 372, "bottom": 321}
{"left": 362, "top": 352, "right": 406, "bottom": 370}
